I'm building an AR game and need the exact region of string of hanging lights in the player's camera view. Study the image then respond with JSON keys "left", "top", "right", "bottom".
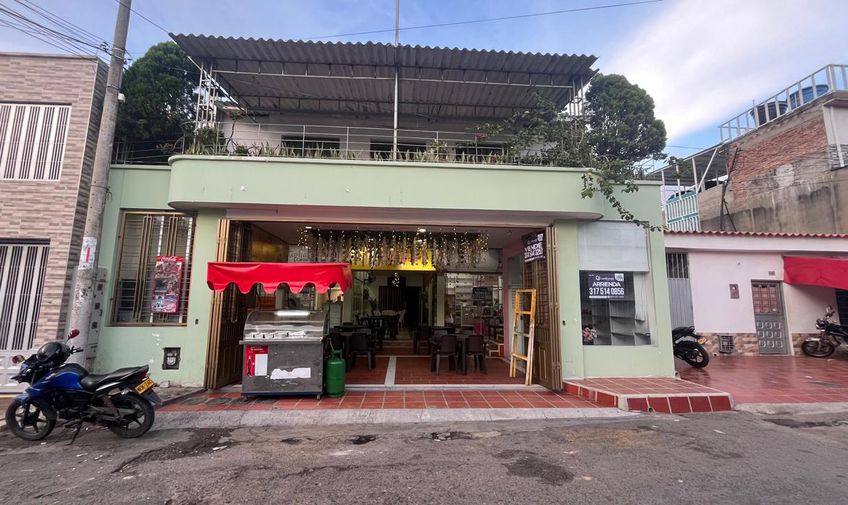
{"left": 297, "top": 227, "right": 489, "bottom": 269}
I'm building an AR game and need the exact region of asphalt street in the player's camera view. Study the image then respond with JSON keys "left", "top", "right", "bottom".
{"left": 2, "top": 410, "right": 848, "bottom": 504}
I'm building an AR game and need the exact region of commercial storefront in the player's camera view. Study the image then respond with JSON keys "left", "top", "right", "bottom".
{"left": 89, "top": 36, "right": 674, "bottom": 391}
{"left": 91, "top": 160, "right": 674, "bottom": 390}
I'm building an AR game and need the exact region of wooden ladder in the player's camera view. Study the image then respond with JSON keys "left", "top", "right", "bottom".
{"left": 509, "top": 289, "right": 536, "bottom": 386}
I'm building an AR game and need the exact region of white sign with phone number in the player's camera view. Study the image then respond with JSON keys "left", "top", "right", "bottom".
{"left": 587, "top": 272, "right": 626, "bottom": 299}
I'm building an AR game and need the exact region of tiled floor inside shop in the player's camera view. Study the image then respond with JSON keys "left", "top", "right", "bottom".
{"left": 345, "top": 340, "right": 521, "bottom": 386}
{"left": 677, "top": 354, "right": 848, "bottom": 404}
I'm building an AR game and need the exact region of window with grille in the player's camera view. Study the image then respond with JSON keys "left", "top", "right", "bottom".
{"left": 666, "top": 253, "right": 689, "bottom": 278}
{"left": 112, "top": 212, "right": 195, "bottom": 325}
{"left": 0, "top": 241, "right": 49, "bottom": 351}
{"left": 0, "top": 103, "right": 71, "bottom": 181}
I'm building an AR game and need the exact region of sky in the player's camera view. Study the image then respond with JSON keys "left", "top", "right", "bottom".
{"left": 1, "top": 0, "right": 847, "bottom": 167}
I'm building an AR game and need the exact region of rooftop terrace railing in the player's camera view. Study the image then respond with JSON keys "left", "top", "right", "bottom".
{"left": 180, "top": 121, "right": 532, "bottom": 165}
{"left": 719, "top": 64, "right": 848, "bottom": 143}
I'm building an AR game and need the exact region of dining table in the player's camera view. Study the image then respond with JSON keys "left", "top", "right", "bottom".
{"left": 430, "top": 331, "right": 472, "bottom": 374}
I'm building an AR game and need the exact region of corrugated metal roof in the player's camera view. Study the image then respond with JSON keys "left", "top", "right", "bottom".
{"left": 172, "top": 34, "right": 597, "bottom": 119}
{"left": 644, "top": 144, "right": 728, "bottom": 187}
{"left": 665, "top": 230, "right": 848, "bottom": 239}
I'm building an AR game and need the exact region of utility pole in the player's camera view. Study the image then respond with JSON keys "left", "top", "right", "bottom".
{"left": 67, "top": 0, "right": 132, "bottom": 363}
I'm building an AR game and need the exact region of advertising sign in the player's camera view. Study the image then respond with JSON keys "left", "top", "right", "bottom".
{"left": 523, "top": 232, "right": 545, "bottom": 263}
{"left": 472, "top": 286, "right": 493, "bottom": 302}
{"left": 587, "top": 271, "right": 626, "bottom": 300}
{"left": 151, "top": 255, "right": 184, "bottom": 314}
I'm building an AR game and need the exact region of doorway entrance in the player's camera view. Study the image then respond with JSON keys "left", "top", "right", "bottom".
{"left": 203, "top": 221, "right": 562, "bottom": 391}
{"left": 751, "top": 281, "right": 789, "bottom": 355}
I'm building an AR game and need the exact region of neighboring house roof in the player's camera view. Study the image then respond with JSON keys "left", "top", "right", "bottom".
{"left": 665, "top": 230, "right": 848, "bottom": 239}
{"left": 170, "top": 34, "right": 597, "bottom": 119}
{"left": 664, "top": 229, "right": 848, "bottom": 255}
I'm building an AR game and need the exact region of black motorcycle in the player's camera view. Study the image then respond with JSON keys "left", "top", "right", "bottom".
{"left": 802, "top": 306, "right": 848, "bottom": 358}
{"left": 672, "top": 326, "right": 710, "bottom": 368}
{"left": 5, "top": 329, "right": 161, "bottom": 442}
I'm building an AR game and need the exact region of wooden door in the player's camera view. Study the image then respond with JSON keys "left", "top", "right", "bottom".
{"left": 205, "top": 220, "right": 251, "bottom": 389}
{"left": 523, "top": 227, "right": 562, "bottom": 391}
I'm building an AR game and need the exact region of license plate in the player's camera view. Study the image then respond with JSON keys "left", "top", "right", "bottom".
{"left": 135, "top": 377, "right": 155, "bottom": 394}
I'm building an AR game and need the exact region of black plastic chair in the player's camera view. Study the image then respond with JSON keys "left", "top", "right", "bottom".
{"left": 432, "top": 334, "right": 458, "bottom": 374}
{"left": 413, "top": 325, "right": 432, "bottom": 354}
{"left": 347, "top": 332, "right": 375, "bottom": 370}
{"left": 386, "top": 315, "right": 400, "bottom": 340}
{"left": 465, "top": 334, "right": 487, "bottom": 373}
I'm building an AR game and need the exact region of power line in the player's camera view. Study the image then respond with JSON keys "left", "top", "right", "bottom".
{"left": 15, "top": 0, "right": 107, "bottom": 49}
{"left": 0, "top": 17, "right": 83, "bottom": 55}
{"left": 113, "top": 0, "right": 168, "bottom": 34}
{"left": 0, "top": 2, "right": 110, "bottom": 55}
{"left": 302, "top": 0, "right": 664, "bottom": 40}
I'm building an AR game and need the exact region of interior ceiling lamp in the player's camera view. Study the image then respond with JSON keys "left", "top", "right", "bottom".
{"left": 298, "top": 228, "right": 489, "bottom": 269}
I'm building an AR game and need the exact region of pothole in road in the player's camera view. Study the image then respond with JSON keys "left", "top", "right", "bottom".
{"left": 112, "top": 428, "right": 234, "bottom": 473}
{"left": 351, "top": 434, "right": 377, "bottom": 445}
{"left": 766, "top": 418, "right": 848, "bottom": 429}
{"left": 430, "top": 431, "right": 473, "bottom": 442}
{"left": 504, "top": 455, "right": 574, "bottom": 486}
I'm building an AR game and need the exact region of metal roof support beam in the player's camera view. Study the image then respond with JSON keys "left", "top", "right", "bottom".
{"left": 696, "top": 146, "right": 718, "bottom": 192}
{"left": 691, "top": 157, "right": 697, "bottom": 193}
{"left": 211, "top": 69, "right": 575, "bottom": 89}
{"left": 230, "top": 94, "right": 538, "bottom": 114}
{"left": 392, "top": 0, "right": 399, "bottom": 160}
{"left": 205, "top": 57, "right": 589, "bottom": 81}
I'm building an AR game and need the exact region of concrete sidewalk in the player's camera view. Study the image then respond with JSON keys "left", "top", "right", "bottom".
{"left": 155, "top": 406, "right": 636, "bottom": 430}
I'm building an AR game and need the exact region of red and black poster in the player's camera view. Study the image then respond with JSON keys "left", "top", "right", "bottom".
{"left": 151, "top": 255, "right": 184, "bottom": 314}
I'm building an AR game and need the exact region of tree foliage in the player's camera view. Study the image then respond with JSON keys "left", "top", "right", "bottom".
{"left": 484, "top": 74, "right": 667, "bottom": 229}
{"left": 116, "top": 42, "right": 197, "bottom": 158}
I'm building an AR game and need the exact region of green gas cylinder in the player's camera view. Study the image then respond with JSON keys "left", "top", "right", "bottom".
{"left": 324, "top": 348, "right": 346, "bottom": 398}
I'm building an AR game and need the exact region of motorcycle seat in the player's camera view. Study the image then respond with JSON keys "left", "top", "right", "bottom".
{"left": 80, "top": 365, "right": 149, "bottom": 392}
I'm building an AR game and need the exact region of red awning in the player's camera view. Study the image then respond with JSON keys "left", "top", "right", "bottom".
{"left": 784, "top": 256, "right": 848, "bottom": 290}
{"left": 206, "top": 262, "right": 353, "bottom": 294}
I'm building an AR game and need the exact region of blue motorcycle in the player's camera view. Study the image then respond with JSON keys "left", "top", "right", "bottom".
{"left": 5, "top": 329, "right": 161, "bottom": 442}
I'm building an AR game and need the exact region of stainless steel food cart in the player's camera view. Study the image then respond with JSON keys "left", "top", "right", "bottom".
{"left": 240, "top": 309, "right": 328, "bottom": 397}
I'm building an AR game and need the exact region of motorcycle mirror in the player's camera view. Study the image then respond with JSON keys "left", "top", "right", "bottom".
{"left": 11, "top": 354, "right": 25, "bottom": 365}
{"left": 68, "top": 329, "right": 80, "bottom": 340}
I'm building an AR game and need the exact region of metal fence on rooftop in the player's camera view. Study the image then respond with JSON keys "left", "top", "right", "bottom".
{"left": 719, "top": 64, "right": 848, "bottom": 143}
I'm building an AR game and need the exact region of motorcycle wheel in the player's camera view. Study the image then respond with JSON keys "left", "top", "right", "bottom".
{"left": 678, "top": 341, "right": 710, "bottom": 368}
{"left": 801, "top": 340, "right": 835, "bottom": 358}
{"left": 106, "top": 392, "right": 155, "bottom": 439}
{"left": 4, "top": 399, "right": 55, "bottom": 441}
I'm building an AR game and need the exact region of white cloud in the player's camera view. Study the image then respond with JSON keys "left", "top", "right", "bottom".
{"left": 603, "top": 0, "right": 848, "bottom": 141}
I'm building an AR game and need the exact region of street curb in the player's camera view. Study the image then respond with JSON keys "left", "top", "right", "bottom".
{"left": 158, "top": 387, "right": 206, "bottom": 407}
{"left": 154, "top": 407, "right": 639, "bottom": 429}
{"left": 736, "top": 402, "right": 848, "bottom": 416}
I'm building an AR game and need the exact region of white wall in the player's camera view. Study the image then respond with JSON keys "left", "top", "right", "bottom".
{"left": 687, "top": 251, "right": 839, "bottom": 336}
{"left": 784, "top": 283, "right": 838, "bottom": 333}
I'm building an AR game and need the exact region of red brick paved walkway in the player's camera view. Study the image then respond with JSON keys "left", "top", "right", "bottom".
{"left": 677, "top": 355, "right": 848, "bottom": 404}
{"left": 565, "top": 377, "right": 732, "bottom": 413}
{"left": 160, "top": 389, "right": 598, "bottom": 412}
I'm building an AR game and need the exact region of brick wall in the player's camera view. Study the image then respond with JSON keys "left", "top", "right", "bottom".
{"left": 698, "top": 105, "right": 848, "bottom": 233}
{"left": 700, "top": 332, "right": 810, "bottom": 356}
{"left": 0, "top": 54, "right": 107, "bottom": 344}
{"left": 700, "top": 332, "right": 759, "bottom": 356}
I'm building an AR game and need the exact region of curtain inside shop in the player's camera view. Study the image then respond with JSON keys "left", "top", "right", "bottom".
{"left": 577, "top": 221, "right": 655, "bottom": 346}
